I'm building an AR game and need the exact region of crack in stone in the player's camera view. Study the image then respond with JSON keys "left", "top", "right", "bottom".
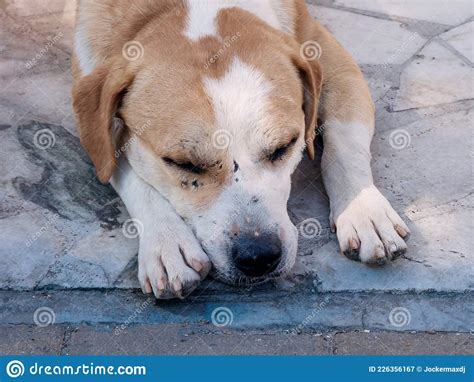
{"left": 436, "top": 37, "right": 474, "bottom": 67}
{"left": 309, "top": 1, "right": 458, "bottom": 33}
{"left": 400, "top": 255, "right": 426, "bottom": 264}
{"left": 407, "top": 191, "right": 474, "bottom": 222}
{"left": 58, "top": 325, "right": 73, "bottom": 355}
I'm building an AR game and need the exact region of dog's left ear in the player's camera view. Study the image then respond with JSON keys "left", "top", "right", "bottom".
{"left": 72, "top": 60, "right": 134, "bottom": 183}
{"left": 290, "top": 50, "right": 323, "bottom": 160}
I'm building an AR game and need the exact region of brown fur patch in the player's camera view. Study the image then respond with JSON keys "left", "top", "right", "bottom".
{"left": 72, "top": 60, "right": 134, "bottom": 182}
{"left": 72, "top": 0, "right": 324, "bottom": 188}
{"left": 293, "top": 0, "right": 375, "bottom": 127}
{"left": 214, "top": 8, "right": 322, "bottom": 158}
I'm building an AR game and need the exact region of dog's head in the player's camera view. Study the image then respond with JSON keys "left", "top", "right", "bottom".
{"left": 73, "top": 8, "right": 322, "bottom": 285}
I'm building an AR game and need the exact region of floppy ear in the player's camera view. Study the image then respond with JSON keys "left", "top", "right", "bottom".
{"left": 291, "top": 51, "right": 323, "bottom": 160}
{"left": 72, "top": 61, "right": 134, "bottom": 183}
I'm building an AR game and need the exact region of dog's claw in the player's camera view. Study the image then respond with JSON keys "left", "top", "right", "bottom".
{"left": 191, "top": 259, "right": 212, "bottom": 279}
{"left": 173, "top": 279, "right": 182, "bottom": 293}
{"left": 143, "top": 280, "right": 152, "bottom": 294}
{"left": 394, "top": 224, "right": 410, "bottom": 240}
{"left": 343, "top": 249, "right": 359, "bottom": 261}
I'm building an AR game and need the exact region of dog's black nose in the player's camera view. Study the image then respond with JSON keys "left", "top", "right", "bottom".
{"left": 231, "top": 234, "right": 282, "bottom": 277}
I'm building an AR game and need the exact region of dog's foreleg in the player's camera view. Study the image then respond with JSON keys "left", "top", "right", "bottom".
{"left": 297, "top": 15, "right": 410, "bottom": 264}
{"left": 111, "top": 158, "right": 211, "bottom": 298}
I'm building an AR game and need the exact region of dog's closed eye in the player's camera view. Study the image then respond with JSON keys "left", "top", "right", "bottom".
{"left": 162, "top": 157, "right": 206, "bottom": 174}
{"left": 267, "top": 137, "right": 298, "bottom": 162}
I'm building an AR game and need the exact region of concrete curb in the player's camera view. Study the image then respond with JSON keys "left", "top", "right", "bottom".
{"left": 1, "top": 289, "right": 472, "bottom": 332}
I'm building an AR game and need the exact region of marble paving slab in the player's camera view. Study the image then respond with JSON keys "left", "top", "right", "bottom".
{"left": 0, "top": 1, "right": 473, "bottom": 294}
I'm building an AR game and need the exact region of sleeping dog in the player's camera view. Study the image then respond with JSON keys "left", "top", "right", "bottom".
{"left": 72, "top": 0, "right": 410, "bottom": 299}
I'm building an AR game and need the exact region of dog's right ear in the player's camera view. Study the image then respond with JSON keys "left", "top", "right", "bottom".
{"left": 72, "top": 61, "right": 134, "bottom": 183}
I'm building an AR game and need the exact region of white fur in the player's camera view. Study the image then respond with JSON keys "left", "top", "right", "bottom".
{"left": 184, "top": 0, "right": 283, "bottom": 40}
{"left": 123, "top": 57, "right": 304, "bottom": 284}
{"left": 322, "top": 120, "right": 410, "bottom": 263}
{"left": 322, "top": 120, "right": 374, "bottom": 212}
{"left": 111, "top": 158, "right": 210, "bottom": 299}
{"left": 194, "top": 57, "right": 303, "bottom": 279}
{"left": 203, "top": 56, "right": 274, "bottom": 142}
{"left": 270, "top": 0, "right": 296, "bottom": 35}
{"left": 74, "top": 27, "right": 97, "bottom": 76}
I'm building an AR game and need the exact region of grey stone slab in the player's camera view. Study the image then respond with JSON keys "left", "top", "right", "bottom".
{"left": 64, "top": 325, "right": 330, "bottom": 355}
{"left": 2, "top": 324, "right": 472, "bottom": 355}
{"left": 308, "top": 5, "right": 426, "bottom": 65}
{"left": 334, "top": 332, "right": 474, "bottom": 355}
{"left": 0, "top": 5, "right": 75, "bottom": 133}
{"left": 333, "top": 0, "right": 473, "bottom": 26}
{"left": 0, "top": 121, "right": 138, "bottom": 289}
{"left": 440, "top": 21, "right": 474, "bottom": 63}
{"left": 37, "top": 228, "right": 139, "bottom": 289}
{"left": 0, "top": 0, "right": 472, "bottom": 298}
{"left": 0, "top": 210, "right": 63, "bottom": 289}
{"left": 3, "top": 0, "right": 73, "bottom": 17}
{"left": 0, "top": 325, "right": 65, "bottom": 355}
{"left": 294, "top": 108, "right": 474, "bottom": 293}
{"left": 1, "top": 323, "right": 472, "bottom": 355}
{"left": 393, "top": 42, "right": 474, "bottom": 111}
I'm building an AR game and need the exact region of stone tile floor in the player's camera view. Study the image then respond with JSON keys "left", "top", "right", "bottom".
{"left": 0, "top": 0, "right": 473, "bottom": 343}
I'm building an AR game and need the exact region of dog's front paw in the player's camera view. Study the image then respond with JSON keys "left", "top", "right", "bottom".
{"left": 332, "top": 185, "right": 410, "bottom": 265}
{"left": 138, "top": 224, "right": 211, "bottom": 299}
